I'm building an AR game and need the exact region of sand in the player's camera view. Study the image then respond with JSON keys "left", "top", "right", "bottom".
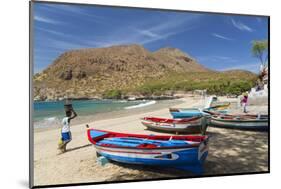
{"left": 33, "top": 95, "right": 268, "bottom": 186}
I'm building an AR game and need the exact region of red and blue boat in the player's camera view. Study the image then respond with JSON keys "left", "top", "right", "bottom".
{"left": 87, "top": 128, "right": 209, "bottom": 174}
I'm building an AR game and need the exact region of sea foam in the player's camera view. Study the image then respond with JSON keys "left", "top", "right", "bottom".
{"left": 124, "top": 100, "right": 156, "bottom": 109}
{"left": 34, "top": 116, "right": 61, "bottom": 128}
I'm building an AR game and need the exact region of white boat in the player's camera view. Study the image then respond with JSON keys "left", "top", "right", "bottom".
{"left": 141, "top": 116, "right": 207, "bottom": 134}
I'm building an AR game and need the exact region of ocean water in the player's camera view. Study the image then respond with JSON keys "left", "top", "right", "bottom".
{"left": 33, "top": 100, "right": 150, "bottom": 128}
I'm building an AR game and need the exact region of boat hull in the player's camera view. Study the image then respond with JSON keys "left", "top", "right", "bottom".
{"left": 169, "top": 108, "right": 203, "bottom": 118}
{"left": 207, "top": 102, "right": 231, "bottom": 111}
{"left": 141, "top": 117, "right": 205, "bottom": 134}
{"left": 210, "top": 116, "right": 268, "bottom": 131}
{"left": 95, "top": 144, "right": 208, "bottom": 165}
{"left": 95, "top": 142, "right": 208, "bottom": 174}
{"left": 87, "top": 128, "right": 209, "bottom": 174}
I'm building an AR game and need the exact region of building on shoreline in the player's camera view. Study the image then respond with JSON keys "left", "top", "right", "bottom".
{"left": 247, "top": 64, "right": 268, "bottom": 105}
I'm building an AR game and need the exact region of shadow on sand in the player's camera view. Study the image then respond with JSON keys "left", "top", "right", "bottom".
{"left": 67, "top": 144, "right": 92, "bottom": 153}
{"left": 203, "top": 127, "right": 268, "bottom": 175}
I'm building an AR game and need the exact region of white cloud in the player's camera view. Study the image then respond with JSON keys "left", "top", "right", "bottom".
{"left": 212, "top": 33, "right": 233, "bottom": 41}
{"left": 35, "top": 12, "right": 203, "bottom": 65}
{"left": 44, "top": 38, "right": 90, "bottom": 50}
{"left": 36, "top": 27, "right": 64, "bottom": 35}
{"left": 89, "top": 15, "right": 201, "bottom": 47}
{"left": 35, "top": 6, "right": 203, "bottom": 50}
{"left": 34, "top": 15, "right": 59, "bottom": 24}
{"left": 42, "top": 4, "right": 105, "bottom": 23}
{"left": 149, "top": 15, "right": 198, "bottom": 33}
{"left": 231, "top": 18, "right": 253, "bottom": 32}
{"left": 134, "top": 29, "right": 160, "bottom": 38}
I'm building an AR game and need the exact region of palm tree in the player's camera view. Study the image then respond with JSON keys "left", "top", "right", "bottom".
{"left": 252, "top": 40, "right": 268, "bottom": 85}
{"left": 251, "top": 40, "right": 268, "bottom": 67}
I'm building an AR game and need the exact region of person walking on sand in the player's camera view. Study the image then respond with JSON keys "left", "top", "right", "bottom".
{"left": 58, "top": 109, "right": 77, "bottom": 153}
{"left": 240, "top": 92, "right": 248, "bottom": 113}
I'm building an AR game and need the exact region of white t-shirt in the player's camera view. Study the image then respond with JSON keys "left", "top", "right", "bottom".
{"left": 62, "top": 117, "right": 70, "bottom": 133}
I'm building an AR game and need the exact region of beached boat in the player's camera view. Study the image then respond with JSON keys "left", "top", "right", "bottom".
{"left": 169, "top": 108, "right": 204, "bottom": 118}
{"left": 207, "top": 102, "right": 231, "bottom": 111}
{"left": 87, "top": 128, "right": 209, "bottom": 174}
{"left": 202, "top": 109, "right": 227, "bottom": 116}
{"left": 141, "top": 116, "right": 207, "bottom": 134}
{"left": 210, "top": 114, "right": 268, "bottom": 131}
{"left": 169, "top": 107, "right": 229, "bottom": 119}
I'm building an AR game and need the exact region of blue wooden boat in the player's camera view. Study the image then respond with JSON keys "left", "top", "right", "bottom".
{"left": 87, "top": 128, "right": 209, "bottom": 174}
{"left": 169, "top": 107, "right": 229, "bottom": 118}
{"left": 169, "top": 108, "right": 203, "bottom": 118}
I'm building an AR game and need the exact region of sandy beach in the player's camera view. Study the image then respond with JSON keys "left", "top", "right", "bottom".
{"left": 33, "top": 95, "right": 268, "bottom": 186}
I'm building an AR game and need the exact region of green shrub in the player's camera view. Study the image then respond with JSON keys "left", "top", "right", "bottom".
{"left": 103, "top": 90, "right": 122, "bottom": 99}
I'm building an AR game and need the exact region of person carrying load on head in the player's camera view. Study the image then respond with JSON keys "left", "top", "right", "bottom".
{"left": 58, "top": 99, "right": 77, "bottom": 153}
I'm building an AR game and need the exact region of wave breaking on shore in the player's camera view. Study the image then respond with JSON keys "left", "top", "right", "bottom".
{"left": 124, "top": 100, "right": 156, "bottom": 110}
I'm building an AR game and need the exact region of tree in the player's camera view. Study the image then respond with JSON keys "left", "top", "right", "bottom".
{"left": 251, "top": 40, "right": 268, "bottom": 66}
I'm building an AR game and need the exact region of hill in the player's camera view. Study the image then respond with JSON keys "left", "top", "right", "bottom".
{"left": 33, "top": 44, "right": 257, "bottom": 100}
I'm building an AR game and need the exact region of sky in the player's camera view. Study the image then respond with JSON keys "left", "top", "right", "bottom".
{"left": 33, "top": 2, "right": 268, "bottom": 74}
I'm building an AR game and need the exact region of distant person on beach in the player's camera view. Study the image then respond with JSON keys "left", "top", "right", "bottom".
{"left": 240, "top": 92, "right": 248, "bottom": 113}
{"left": 58, "top": 109, "right": 77, "bottom": 153}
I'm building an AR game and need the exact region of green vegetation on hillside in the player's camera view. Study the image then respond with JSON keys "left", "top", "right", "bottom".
{"left": 103, "top": 89, "right": 122, "bottom": 99}
{"left": 135, "top": 72, "right": 257, "bottom": 96}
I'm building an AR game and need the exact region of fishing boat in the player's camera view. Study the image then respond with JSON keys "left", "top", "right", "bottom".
{"left": 169, "top": 107, "right": 229, "bottom": 119}
{"left": 169, "top": 108, "right": 203, "bottom": 118}
{"left": 207, "top": 102, "right": 231, "bottom": 111}
{"left": 87, "top": 128, "right": 209, "bottom": 174}
{"left": 210, "top": 114, "right": 268, "bottom": 131}
{"left": 141, "top": 116, "right": 207, "bottom": 134}
{"left": 202, "top": 109, "right": 227, "bottom": 116}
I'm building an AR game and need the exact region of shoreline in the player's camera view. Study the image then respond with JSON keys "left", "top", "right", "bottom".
{"left": 33, "top": 98, "right": 186, "bottom": 133}
{"left": 33, "top": 95, "right": 181, "bottom": 103}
